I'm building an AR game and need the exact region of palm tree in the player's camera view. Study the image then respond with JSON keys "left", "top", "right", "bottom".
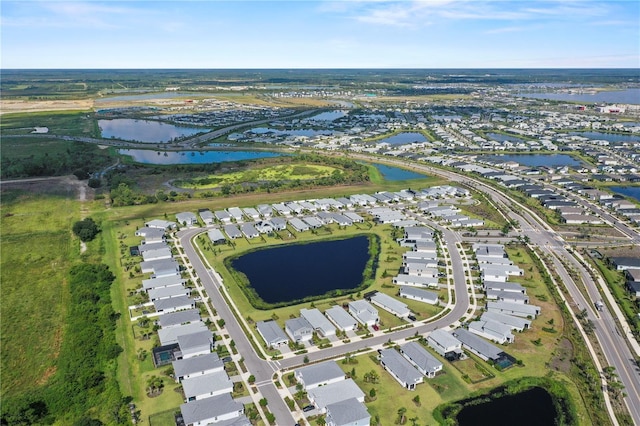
{"left": 398, "top": 407, "right": 407, "bottom": 424}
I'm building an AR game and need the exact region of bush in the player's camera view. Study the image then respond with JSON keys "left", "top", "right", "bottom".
{"left": 72, "top": 217, "right": 100, "bottom": 242}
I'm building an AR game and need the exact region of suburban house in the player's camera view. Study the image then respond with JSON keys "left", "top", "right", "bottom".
{"left": 289, "top": 218, "right": 310, "bottom": 232}
{"left": 344, "top": 212, "right": 364, "bottom": 223}
{"left": 199, "top": 209, "right": 215, "bottom": 225}
{"left": 348, "top": 300, "right": 379, "bottom": 327}
{"left": 486, "top": 290, "right": 529, "bottom": 304}
{"left": 481, "top": 311, "right": 531, "bottom": 332}
{"left": 270, "top": 217, "right": 287, "bottom": 231}
{"left": 140, "top": 258, "right": 180, "bottom": 277}
{"left": 227, "top": 207, "right": 245, "bottom": 222}
{"left": 487, "top": 301, "right": 541, "bottom": 318}
{"left": 240, "top": 223, "right": 260, "bottom": 239}
{"left": 379, "top": 348, "right": 424, "bottom": 390}
{"left": 393, "top": 274, "right": 439, "bottom": 288}
{"left": 326, "top": 398, "right": 370, "bottom": 426}
{"left": 158, "top": 322, "right": 208, "bottom": 346}
{"left": 223, "top": 224, "right": 243, "bottom": 240}
{"left": 176, "top": 212, "right": 198, "bottom": 226}
{"left": 215, "top": 210, "right": 233, "bottom": 224}
{"left": 300, "top": 308, "right": 336, "bottom": 337}
{"left": 452, "top": 329, "right": 512, "bottom": 365}
{"left": 400, "top": 342, "right": 443, "bottom": 378}
{"left": 207, "top": 229, "right": 227, "bottom": 245}
{"left": 145, "top": 219, "right": 176, "bottom": 230}
{"left": 135, "top": 227, "right": 167, "bottom": 242}
{"left": 242, "top": 207, "right": 261, "bottom": 221}
{"left": 369, "top": 292, "right": 410, "bottom": 318}
{"left": 272, "top": 203, "right": 292, "bottom": 216}
{"left": 403, "top": 262, "right": 438, "bottom": 276}
{"left": 404, "top": 226, "right": 434, "bottom": 240}
{"left": 173, "top": 353, "right": 223, "bottom": 383}
{"left": 332, "top": 213, "right": 353, "bottom": 227}
{"left": 148, "top": 285, "right": 191, "bottom": 302}
{"left": 285, "top": 317, "right": 314, "bottom": 343}
{"left": 473, "top": 243, "right": 507, "bottom": 258}
{"left": 182, "top": 370, "right": 233, "bottom": 401}
{"left": 294, "top": 361, "right": 345, "bottom": 390}
{"left": 141, "top": 247, "right": 173, "bottom": 262}
{"left": 303, "top": 216, "right": 324, "bottom": 229}
{"left": 325, "top": 306, "right": 359, "bottom": 332}
{"left": 143, "top": 275, "right": 185, "bottom": 291}
{"left": 256, "top": 320, "right": 289, "bottom": 348}
{"left": 177, "top": 330, "right": 215, "bottom": 359}
{"left": 468, "top": 320, "right": 515, "bottom": 344}
{"left": 626, "top": 269, "right": 640, "bottom": 298}
{"left": 158, "top": 309, "right": 201, "bottom": 329}
{"left": 307, "top": 379, "right": 365, "bottom": 413}
{"left": 257, "top": 204, "right": 273, "bottom": 218}
{"left": 427, "top": 329, "right": 463, "bottom": 360}
{"left": 610, "top": 257, "right": 640, "bottom": 271}
{"left": 483, "top": 281, "right": 526, "bottom": 294}
{"left": 480, "top": 264, "right": 524, "bottom": 282}
{"left": 153, "top": 295, "right": 195, "bottom": 314}
{"left": 180, "top": 393, "right": 245, "bottom": 426}
{"left": 399, "top": 286, "right": 439, "bottom": 305}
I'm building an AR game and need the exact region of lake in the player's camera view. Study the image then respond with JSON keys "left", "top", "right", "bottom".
{"left": 231, "top": 236, "right": 370, "bottom": 304}
{"left": 457, "top": 387, "right": 557, "bottom": 426}
{"left": 373, "top": 164, "right": 428, "bottom": 181}
{"left": 611, "top": 186, "right": 640, "bottom": 203}
{"left": 96, "top": 91, "right": 213, "bottom": 103}
{"left": 378, "top": 132, "right": 427, "bottom": 145}
{"left": 483, "top": 154, "right": 583, "bottom": 168}
{"left": 569, "top": 131, "right": 640, "bottom": 144}
{"left": 518, "top": 88, "right": 640, "bottom": 104}
{"left": 307, "top": 110, "right": 348, "bottom": 121}
{"left": 118, "top": 149, "right": 283, "bottom": 164}
{"left": 99, "top": 119, "right": 207, "bottom": 143}
{"left": 486, "top": 132, "right": 525, "bottom": 143}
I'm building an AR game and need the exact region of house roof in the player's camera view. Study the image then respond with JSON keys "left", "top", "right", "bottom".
{"left": 153, "top": 295, "right": 193, "bottom": 312}
{"left": 143, "top": 275, "right": 185, "bottom": 290}
{"left": 285, "top": 317, "right": 313, "bottom": 335}
{"left": 451, "top": 328, "right": 504, "bottom": 361}
{"left": 400, "top": 342, "right": 442, "bottom": 373}
{"left": 487, "top": 301, "right": 540, "bottom": 316}
{"left": 469, "top": 320, "right": 514, "bottom": 340}
{"left": 141, "top": 258, "right": 179, "bottom": 274}
{"left": 223, "top": 224, "right": 243, "bottom": 239}
{"left": 177, "top": 329, "right": 214, "bottom": 352}
{"left": 379, "top": 348, "right": 423, "bottom": 385}
{"left": 295, "top": 361, "right": 345, "bottom": 388}
{"left": 209, "top": 416, "right": 251, "bottom": 426}
{"left": 611, "top": 257, "right": 640, "bottom": 269}
{"left": 182, "top": 369, "right": 232, "bottom": 399}
{"left": 145, "top": 219, "right": 176, "bottom": 229}
{"left": 325, "top": 306, "right": 358, "bottom": 329}
{"left": 148, "top": 285, "right": 189, "bottom": 301}
{"left": 173, "top": 353, "right": 222, "bottom": 379}
{"left": 428, "top": 329, "right": 462, "bottom": 349}
{"left": 399, "top": 286, "right": 438, "bottom": 302}
{"left": 158, "top": 309, "right": 201, "bottom": 328}
{"left": 176, "top": 212, "right": 197, "bottom": 223}
{"left": 256, "top": 320, "right": 289, "bottom": 345}
{"left": 326, "top": 398, "right": 370, "bottom": 426}
{"left": 481, "top": 311, "right": 531, "bottom": 330}
{"left": 308, "top": 379, "right": 364, "bottom": 410}
{"left": 158, "top": 322, "right": 207, "bottom": 346}
{"left": 180, "top": 393, "right": 243, "bottom": 425}
{"left": 349, "top": 300, "right": 378, "bottom": 323}
{"left": 207, "top": 229, "right": 226, "bottom": 242}
{"left": 370, "top": 292, "right": 410, "bottom": 316}
{"left": 300, "top": 308, "right": 336, "bottom": 336}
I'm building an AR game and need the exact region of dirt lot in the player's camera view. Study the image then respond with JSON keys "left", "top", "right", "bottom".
{"left": 0, "top": 176, "right": 92, "bottom": 201}
{"left": 0, "top": 100, "right": 95, "bottom": 115}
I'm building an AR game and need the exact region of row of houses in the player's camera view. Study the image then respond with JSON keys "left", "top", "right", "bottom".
{"left": 378, "top": 341, "right": 443, "bottom": 391}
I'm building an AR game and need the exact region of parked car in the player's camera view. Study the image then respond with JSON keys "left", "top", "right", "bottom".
{"left": 303, "top": 405, "right": 314, "bottom": 412}
{"left": 372, "top": 324, "right": 379, "bottom": 331}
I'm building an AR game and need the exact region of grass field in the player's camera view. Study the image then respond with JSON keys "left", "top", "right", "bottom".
{"left": 1, "top": 110, "right": 98, "bottom": 137}
{"left": 0, "top": 191, "right": 79, "bottom": 399}
{"left": 175, "top": 164, "right": 341, "bottom": 189}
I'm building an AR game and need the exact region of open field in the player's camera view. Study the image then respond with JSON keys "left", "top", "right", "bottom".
{"left": 0, "top": 99, "right": 94, "bottom": 115}
{"left": 1, "top": 110, "right": 98, "bottom": 136}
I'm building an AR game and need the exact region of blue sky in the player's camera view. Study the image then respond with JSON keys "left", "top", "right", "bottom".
{"left": 1, "top": 1, "right": 638, "bottom": 68}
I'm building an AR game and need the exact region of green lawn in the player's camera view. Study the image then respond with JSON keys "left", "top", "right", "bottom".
{"left": 0, "top": 192, "right": 79, "bottom": 399}
{"left": 1, "top": 110, "right": 97, "bottom": 136}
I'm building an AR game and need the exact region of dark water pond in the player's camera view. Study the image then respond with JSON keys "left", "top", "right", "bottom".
{"left": 248, "top": 127, "right": 335, "bottom": 137}
{"left": 99, "top": 119, "right": 207, "bottom": 143}
{"left": 457, "top": 387, "right": 557, "bottom": 426}
{"left": 377, "top": 132, "right": 427, "bottom": 145}
{"left": 231, "top": 236, "right": 370, "bottom": 304}
{"left": 569, "top": 131, "right": 640, "bottom": 144}
{"left": 483, "top": 154, "right": 583, "bottom": 167}
{"left": 611, "top": 186, "right": 640, "bottom": 203}
{"left": 118, "top": 149, "right": 282, "bottom": 164}
{"left": 373, "top": 164, "right": 428, "bottom": 181}
{"left": 307, "top": 110, "right": 348, "bottom": 121}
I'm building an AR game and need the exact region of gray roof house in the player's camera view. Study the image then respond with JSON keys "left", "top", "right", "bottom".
{"left": 176, "top": 212, "right": 198, "bottom": 226}
{"left": 326, "top": 398, "right": 370, "bottom": 426}
{"left": 303, "top": 216, "right": 324, "bottom": 229}
{"left": 468, "top": 320, "right": 515, "bottom": 344}
{"left": 427, "top": 329, "right": 463, "bottom": 360}
{"left": 153, "top": 295, "right": 195, "bottom": 314}
{"left": 215, "top": 210, "right": 232, "bottom": 223}
{"left": 145, "top": 219, "right": 176, "bottom": 230}
{"left": 285, "top": 317, "right": 314, "bottom": 343}
{"left": 257, "top": 204, "right": 273, "bottom": 218}
{"left": 240, "top": 223, "right": 260, "bottom": 239}
{"left": 158, "top": 322, "right": 208, "bottom": 346}
{"left": 294, "top": 361, "right": 345, "bottom": 390}
{"left": 140, "top": 258, "right": 180, "bottom": 277}
{"left": 180, "top": 393, "right": 244, "bottom": 426}
{"left": 393, "top": 274, "right": 439, "bottom": 288}
{"left": 307, "top": 379, "right": 365, "bottom": 413}
{"left": 270, "top": 217, "right": 287, "bottom": 231}
{"left": 369, "top": 292, "right": 410, "bottom": 318}
{"left": 173, "top": 352, "right": 223, "bottom": 382}
{"left": 141, "top": 247, "right": 173, "bottom": 262}
{"left": 348, "top": 300, "right": 379, "bottom": 327}
{"left": 256, "top": 320, "right": 289, "bottom": 348}
{"left": 487, "top": 301, "right": 541, "bottom": 318}
{"left": 481, "top": 311, "right": 531, "bottom": 332}
{"left": 400, "top": 341, "right": 443, "bottom": 378}
{"left": 135, "top": 226, "right": 167, "bottom": 240}
{"left": 158, "top": 309, "right": 201, "bottom": 329}
{"left": 451, "top": 328, "right": 505, "bottom": 362}
{"left": 207, "top": 228, "right": 227, "bottom": 244}
{"left": 289, "top": 217, "right": 310, "bottom": 232}
{"left": 483, "top": 281, "right": 526, "bottom": 294}
{"left": 199, "top": 210, "right": 215, "bottom": 225}
{"left": 177, "top": 330, "right": 215, "bottom": 359}
{"left": 399, "top": 286, "right": 439, "bottom": 305}
{"left": 143, "top": 275, "right": 185, "bottom": 291}
{"left": 242, "top": 207, "right": 260, "bottom": 221}
{"left": 325, "top": 306, "right": 358, "bottom": 332}
{"left": 486, "top": 290, "right": 529, "bottom": 304}
{"left": 610, "top": 257, "right": 640, "bottom": 271}
{"left": 227, "top": 207, "right": 244, "bottom": 222}
{"left": 223, "top": 224, "right": 243, "bottom": 239}
{"left": 148, "top": 285, "right": 190, "bottom": 302}
{"left": 344, "top": 212, "right": 364, "bottom": 223}
{"left": 182, "top": 369, "right": 233, "bottom": 401}
{"left": 300, "top": 308, "right": 336, "bottom": 337}
{"left": 379, "top": 348, "right": 424, "bottom": 390}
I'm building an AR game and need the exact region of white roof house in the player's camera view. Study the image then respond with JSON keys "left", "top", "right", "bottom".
{"left": 215, "top": 210, "right": 232, "bottom": 223}
{"left": 393, "top": 274, "right": 439, "bottom": 288}
{"left": 403, "top": 263, "right": 439, "bottom": 277}
{"left": 326, "top": 398, "right": 370, "bottom": 426}
{"left": 451, "top": 328, "right": 506, "bottom": 362}
{"left": 208, "top": 229, "right": 227, "bottom": 244}
{"left": 199, "top": 210, "right": 215, "bottom": 225}
{"left": 481, "top": 311, "right": 531, "bottom": 332}
{"left": 307, "top": 379, "right": 365, "bottom": 413}
{"left": 223, "top": 224, "right": 243, "bottom": 239}
{"left": 400, "top": 342, "right": 443, "bottom": 378}
{"left": 427, "top": 329, "right": 463, "bottom": 359}
{"left": 158, "top": 322, "right": 208, "bottom": 346}
{"left": 182, "top": 369, "right": 233, "bottom": 401}
{"left": 242, "top": 207, "right": 260, "bottom": 221}
{"left": 486, "top": 290, "right": 529, "bottom": 304}
{"left": 344, "top": 212, "right": 364, "bottom": 223}
{"left": 173, "top": 352, "right": 223, "bottom": 382}
{"left": 257, "top": 204, "right": 273, "bottom": 218}
{"left": 176, "top": 212, "right": 198, "bottom": 226}
{"left": 369, "top": 292, "right": 410, "bottom": 318}
{"left": 256, "top": 320, "right": 289, "bottom": 348}
{"left": 180, "top": 393, "right": 244, "bottom": 426}
{"left": 227, "top": 207, "right": 245, "bottom": 222}
{"left": 153, "top": 295, "right": 195, "bottom": 314}
{"left": 177, "top": 330, "right": 215, "bottom": 359}
{"left": 158, "top": 309, "right": 201, "bottom": 329}
{"left": 379, "top": 348, "right": 424, "bottom": 390}
{"left": 285, "top": 317, "right": 314, "bottom": 343}
{"left": 468, "top": 320, "right": 515, "bottom": 344}
{"left": 399, "top": 286, "right": 439, "bottom": 305}
{"left": 140, "top": 258, "right": 180, "bottom": 276}
{"left": 348, "top": 300, "right": 379, "bottom": 327}
{"left": 486, "top": 301, "right": 541, "bottom": 318}
{"left": 289, "top": 218, "right": 310, "bottom": 232}
{"left": 148, "top": 285, "right": 191, "bottom": 301}
{"left": 143, "top": 275, "right": 185, "bottom": 291}
{"left": 145, "top": 219, "right": 176, "bottom": 230}
{"left": 294, "top": 361, "right": 345, "bottom": 390}
{"left": 240, "top": 223, "right": 260, "bottom": 239}
{"left": 300, "top": 308, "right": 336, "bottom": 337}
{"left": 325, "top": 306, "right": 359, "bottom": 332}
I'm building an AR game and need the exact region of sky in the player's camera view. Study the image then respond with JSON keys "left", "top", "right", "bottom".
{"left": 1, "top": 0, "right": 639, "bottom": 68}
